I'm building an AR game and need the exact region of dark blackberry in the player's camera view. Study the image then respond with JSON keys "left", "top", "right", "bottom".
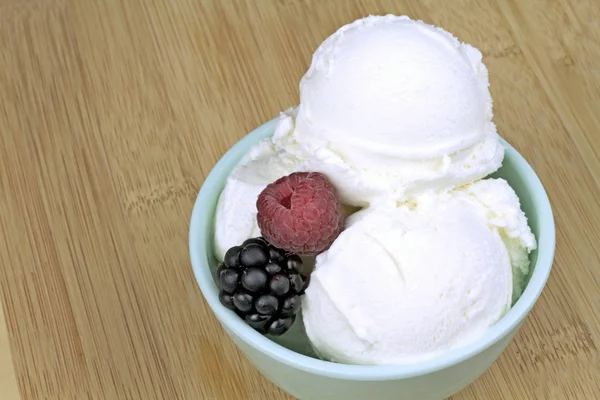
{"left": 215, "top": 237, "right": 311, "bottom": 336}
{"left": 265, "top": 263, "right": 282, "bottom": 275}
{"left": 242, "top": 237, "right": 268, "bottom": 247}
{"left": 241, "top": 268, "right": 268, "bottom": 293}
{"left": 255, "top": 294, "right": 278, "bottom": 315}
{"left": 218, "top": 291, "right": 236, "bottom": 311}
{"left": 245, "top": 313, "right": 271, "bottom": 333}
{"left": 269, "top": 274, "right": 290, "bottom": 297}
{"left": 281, "top": 295, "right": 301, "bottom": 317}
{"left": 286, "top": 254, "right": 303, "bottom": 273}
{"left": 240, "top": 244, "right": 269, "bottom": 267}
{"left": 224, "top": 246, "right": 242, "bottom": 269}
{"left": 219, "top": 269, "right": 239, "bottom": 294}
{"left": 289, "top": 273, "right": 305, "bottom": 294}
{"left": 216, "top": 264, "right": 227, "bottom": 281}
{"left": 268, "top": 246, "right": 286, "bottom": 264}
{"left": 232, "top": 291, "right": 253, "bottom": 312}
{"left": 268, "top": 315, "right": 296, "bottom": 336}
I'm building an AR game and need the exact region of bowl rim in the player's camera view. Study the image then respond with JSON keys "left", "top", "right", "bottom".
{"left": 189, "top": 118, "right": 555, "bottom": 381}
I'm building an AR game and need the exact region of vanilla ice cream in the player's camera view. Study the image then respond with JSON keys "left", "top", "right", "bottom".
{"left": 302, "top": 179, "right": 535, "bottom": 365}
{"left": 458, "top": 179, "right": 537, "bottom": 302}
{"left": 214, "top": 15, "right": 507, "bottom": 257}
{"left": 213, "top": 126, "right": 304, "bottom": 260}
{"left": 275, "top": 15, "right": 504, "bottom": 206}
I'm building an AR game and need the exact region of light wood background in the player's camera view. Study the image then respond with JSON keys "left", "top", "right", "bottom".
{"left": 1, "top": 0, "right": 599, "bottom": 399}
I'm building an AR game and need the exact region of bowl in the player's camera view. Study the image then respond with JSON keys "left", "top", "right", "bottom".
{"left": 189, "top": 118, "right": 555, "bottom": 400}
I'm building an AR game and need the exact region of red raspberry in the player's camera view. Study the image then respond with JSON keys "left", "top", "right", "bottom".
{"left": 256, "top": 172, "right": 345, "bottom": 255}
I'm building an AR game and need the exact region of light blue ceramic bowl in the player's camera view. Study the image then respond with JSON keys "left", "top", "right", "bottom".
{"left": 189, "top": 118, "right": 555, "bottom": 400}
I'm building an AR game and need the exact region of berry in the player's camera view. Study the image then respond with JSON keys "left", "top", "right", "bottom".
{"left": 220, "top": 269, "right": 239, "bottom": 294}
{"left": 255, "top": 294, "right": 279, "bottom": 315}
{"left": 233, "top": 291, "right": 254, "bottom": 312}
{"left": 215, "top": 237, "right": 311, "bottom": 336}
{"left": 219, "top": 291, "right": 236, "bottom": 311}
{"left": 268, "top": 247, "right": 286, "bottom": 264}
{"left": 240, "top": 244, "right": 269, "bottom": 267}
{"left": 245, "top": 313, "right": 271, "bottom": 333}
{"left": 241, "top": 268, "right": 268, "bottom": 293}
{"left": 286, "top": 254, "right": 303, "bottom": 273}
{"left": 242, "top": 237, "right": 268, "bottom": 247}
{"left": 270, "top": 274, "right": 290, "bottom": 297}
{"left": 216, "top": 264, "right": 227, "bottom": 281}
{"left": 289, "top": 273, "right": 305, "bottom": 294}
{"left": 268, "top": 315, "right": 296, "bottom": 336}
{"left": 224, "top": 246, "right": 242, "bottom": 268}
{"left": 256, "top": 172, "right": 345, "bottom": 255}
{"left": 265, "top": 262, "right": 282, "bottom": 275}
{"left": 281, "top": 295, "right": 301, "bottom": 317}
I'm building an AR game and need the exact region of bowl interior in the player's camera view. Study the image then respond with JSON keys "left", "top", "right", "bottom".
{"left": 190, "top": 118, "right": 554, "bottom": 377}
{"left": 490, "top": 158, "right": 539, "bottom": 281}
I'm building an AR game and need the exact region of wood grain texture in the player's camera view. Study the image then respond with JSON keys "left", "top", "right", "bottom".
{"left": 0, "top": 0, "right": 599, "bottom": 399}
{"left": 0, "top": 305, "right": 19, "bottom": 400}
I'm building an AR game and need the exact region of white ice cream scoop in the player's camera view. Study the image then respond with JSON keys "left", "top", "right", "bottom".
{"left": 284, "top": 15, "right": 504, "bottom": 206}
{"left": 302, "top": 179, "right": 535, "bottom": 365}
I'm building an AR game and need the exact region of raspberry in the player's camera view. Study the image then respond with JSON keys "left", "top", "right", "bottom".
{"left": 256, "top": 172, "right": 344, "bottom": 255}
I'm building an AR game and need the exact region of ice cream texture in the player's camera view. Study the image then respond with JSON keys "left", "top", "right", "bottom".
{"left": 213, "top": 133, "right": 303, "bottom": 261}
{"left": 291, "top": 15, "right": 503, "bottom": 206}
{"left": 212, "top": 14, "right": 537, "bottom": 365}
{"left": 302, "top": 179, "right": 535, "bottom": 365}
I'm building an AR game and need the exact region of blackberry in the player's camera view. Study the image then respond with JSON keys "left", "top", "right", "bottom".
{"left": 219, "top": 269, "right": 239, "bottom": 294}
{"left": 232, "top": 291, "right": 254, "bottom": 312}
{"left": 269, "top": 274, "right": 291, "bottom": 297}
{"left": 215, "top": 237, "right": 310, "bottom": 336}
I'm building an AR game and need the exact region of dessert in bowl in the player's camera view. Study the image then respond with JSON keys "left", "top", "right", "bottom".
{"left": 189, "top": 15, "right": 555, "bottom": 400}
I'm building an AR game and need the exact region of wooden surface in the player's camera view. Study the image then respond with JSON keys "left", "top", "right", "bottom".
{"left": 0, "top": 0, "right": 599, "bottom": 399}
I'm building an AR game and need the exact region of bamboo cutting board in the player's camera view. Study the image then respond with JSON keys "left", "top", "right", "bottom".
{"left": 1, "top": 0, "right": 599, "bottom": 399}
